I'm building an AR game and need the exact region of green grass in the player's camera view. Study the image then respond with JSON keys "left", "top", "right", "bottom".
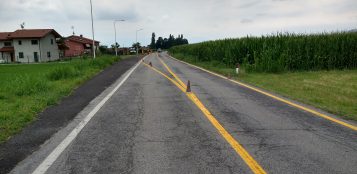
{"left": 0, "top": 55, "right": 120, "bottom": 143}
{"left": 172, "top": 53, "right": 357, "bottom": 121}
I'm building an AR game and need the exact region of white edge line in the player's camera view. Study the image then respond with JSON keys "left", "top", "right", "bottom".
{"left": 32, "top": 57, "right": 144, "bottom": 174}
{"left": 167, "top": 54, "right": 357, "bottom": 129}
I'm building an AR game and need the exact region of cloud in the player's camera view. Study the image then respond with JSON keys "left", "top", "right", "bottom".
{"left": 241, "top": 19, "right": 253, "bottom": 24}
{"left": 0, "top": 0, "right": 356, "bottom": 46}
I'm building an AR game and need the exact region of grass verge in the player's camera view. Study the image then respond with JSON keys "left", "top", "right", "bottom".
{"left": 0, "top": 55, "right": 120, "bottom": 143}
{"left": 171, "top": 53, "right": 357, "bottom": 121}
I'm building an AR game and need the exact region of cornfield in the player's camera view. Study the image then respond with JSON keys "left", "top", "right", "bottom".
{"left": 169, "top": 32, "right": 357, "bottom": 73}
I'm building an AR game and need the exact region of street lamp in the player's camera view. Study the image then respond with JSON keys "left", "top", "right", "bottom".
{"left": 136, "top": 28, "right": 143, "bottom": 56}
{"left": 89, "top": 0, "right": 96, "bottom": 59}
{"left": 114, "top": 19, "right": 125, "bottom": 57}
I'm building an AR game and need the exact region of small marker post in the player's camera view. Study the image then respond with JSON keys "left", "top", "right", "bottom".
{"left": 186, "top": 80, "right": 191, "bottom": 92}
{"left": 236, "top": 63, "right": 240, "bottom": 74}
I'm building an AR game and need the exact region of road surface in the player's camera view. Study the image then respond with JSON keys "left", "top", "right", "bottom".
{"left": 11, "top": 53, "right": 357, "bottom": 174}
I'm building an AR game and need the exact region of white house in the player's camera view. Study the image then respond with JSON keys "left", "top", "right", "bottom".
{"left": 0, "top": 29, "right": 62, "bottom": 63}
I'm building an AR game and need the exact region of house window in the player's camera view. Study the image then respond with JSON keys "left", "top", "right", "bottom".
{"left": 18, "top": 40, "right": 22, "bottom": 45}
{"left": 31, "top": 40, "right": 38, "bottom": 45}
{"left": 4, "top": 42, "right": 11, "bottom": 47}
{"left": 51, "top": 39, "right": 54, "bottom": 45}
{"left": 19, "top": 52, "right": 24, "bottom": 58}
{"left": 47, "top": 52, "right": 51, "bottom": 58}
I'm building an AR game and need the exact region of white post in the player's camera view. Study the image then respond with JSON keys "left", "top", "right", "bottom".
{"left": 114, "top": 21, "right": 117, "bottom": 57}
{"left": 135, "top": 30, "right": 138, "bottom": 56}
{"left": 114, "top": 20, "right": 125, "bottom": 57}
{"left": 236, "top": 63, "right": 240, "bottom": 74}
{"left": 135, "top": 28, "right": 143, "bottom": 56}
{"left": 90, "top": 0, "right": 96, "bottom": 59}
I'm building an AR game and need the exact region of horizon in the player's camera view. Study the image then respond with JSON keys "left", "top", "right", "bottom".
{"left": 0, "top": 0, "right": 356, "bottom": 46}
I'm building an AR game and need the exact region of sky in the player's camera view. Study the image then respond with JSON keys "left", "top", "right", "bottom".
{"left": 0, "top": 0, "right": 356, "bottom": 47}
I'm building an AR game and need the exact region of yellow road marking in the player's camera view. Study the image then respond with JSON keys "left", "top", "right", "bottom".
{"left": 158, "top": 57, "right": 186, "bottom": 87}
{"left": 167, "top": 55, "right": 357, "bottom": 131}
{"left": 142, "top": 60, "right": 267, "bottom": 174}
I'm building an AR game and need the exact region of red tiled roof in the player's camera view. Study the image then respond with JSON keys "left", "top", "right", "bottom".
{"left": 0, "top": 32, "right": 12, "bottom": 41}
{"left": 7, "top": 29, "right": 61, "bottom": 39}
{"left": 0, "top": 47, "right": 14, "bottom": 52}
{"left": 67, "top": 35, "right": 99, "bottom": 45}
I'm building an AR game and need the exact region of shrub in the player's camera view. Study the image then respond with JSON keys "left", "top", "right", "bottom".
{"left": 47, "top": 66, "right": 81, "bottom": 81}
{"left": 7, "top": 75, "right": 50, "bottom": 96}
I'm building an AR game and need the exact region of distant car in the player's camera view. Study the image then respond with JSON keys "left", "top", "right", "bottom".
{"left": 157, "top": 48, "right": 162, "bottom": 53}
{"left": 0, "top": 59, "right": 5, "bottom": 64}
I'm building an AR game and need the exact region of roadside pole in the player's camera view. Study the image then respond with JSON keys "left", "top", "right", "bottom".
{"left": 114, "top": 19, "right": 125, "bottom": 57}
{"left": 136, "top": 28, "right": 143, "bottom": 56}
{"left": 90, "top": 0, "right": 96, "bottom": 59}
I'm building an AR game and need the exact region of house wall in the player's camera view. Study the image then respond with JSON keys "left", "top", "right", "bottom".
{"left": 1, "top": 52, "right": 11, "bottom": 62}
{"left": 0, "top": 40, "right": 13, "bottom": 62}
{"left": 0, "top": 41, "right": 4, "bottom": 61}
{"left": 64, "top": 40, "right": 84, "bottom": 57}
{"left": 13, "top": 34, "right": 60, "bottom": 63}
{"left": 13, "top": 38, "right": 41, "bottom": 63}
{"left": 40, "top": 34, "right": 60, "bottom": 61}
{"left": 0, "top": 40, "right": 12, "bottom": 48}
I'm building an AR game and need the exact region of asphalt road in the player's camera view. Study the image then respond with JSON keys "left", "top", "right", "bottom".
{"left": 11, "top": 53, "right": 357, "bottom": 174}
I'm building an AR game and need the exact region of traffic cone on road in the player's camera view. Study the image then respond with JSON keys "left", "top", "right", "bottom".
{"left": 186, "top": 80, "right": 191, "bottom": 92}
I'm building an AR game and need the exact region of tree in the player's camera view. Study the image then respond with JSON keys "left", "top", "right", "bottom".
{"left": 111, "top": 42, "right": 120, "bottom": 50}
{"left": 154, "top": 34, "right": 189, "bottom": 49}
{"left": 150, "top": 32, "right": 156, "bottom": 49}
{"left": 132, "top": 42, "right": 141, "bottom": 49}
{"left": 99, "top": 45, "right": 108, "bottom": 53}
{"left": 156, "top": 37, "right": 164, "bottom": 49}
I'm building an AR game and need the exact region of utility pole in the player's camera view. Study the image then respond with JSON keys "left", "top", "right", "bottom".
{"left": 136, "top": 28, "right": 143, "bottom": 56}
{"left": 114, "top": 19, "right": 125, "bottom": 57}
{"left": 89, "top": 0, "right": 96, "bottom": 59}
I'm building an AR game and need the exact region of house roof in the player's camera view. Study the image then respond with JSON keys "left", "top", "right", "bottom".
{"left": 7, "top": 29, "right": 62, "bottom": 39}
{"left": 66, "top": 35, "right": 100, "bottom": 45}
{"left": 0, "top": 46, "right": 14, "bottom": 52}
{"left": 0, "top": 32, "right": 12, "bottom": 41}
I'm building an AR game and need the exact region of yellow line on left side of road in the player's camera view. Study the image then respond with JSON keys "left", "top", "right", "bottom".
{"left": 142, "top": 61, "right": 267, "bottom": 174}
{"left": 157, "top": 57, "right": 186, "bottom": 87}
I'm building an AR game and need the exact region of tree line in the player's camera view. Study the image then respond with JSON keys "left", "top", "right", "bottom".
{"left": 149, "top": 33, "right": 188, "bottom": 50}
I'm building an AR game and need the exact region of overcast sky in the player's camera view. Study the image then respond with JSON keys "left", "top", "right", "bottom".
{"left": 0, "top": 0, "right": 356, "bottom": 47}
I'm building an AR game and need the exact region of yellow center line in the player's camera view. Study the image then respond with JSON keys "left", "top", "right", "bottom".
{"left": 142, "top": 60, "right": 267, "bottom": 174}
{"left": 157, "top": 57, "right": 187, "bottom": 88}
{"left": 167, "top": 55, "right": 357, "bottom": 132}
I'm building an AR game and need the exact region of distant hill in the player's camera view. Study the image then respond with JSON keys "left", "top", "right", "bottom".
{"left": 348, "top": 29, "right": 357, "bottom": 33}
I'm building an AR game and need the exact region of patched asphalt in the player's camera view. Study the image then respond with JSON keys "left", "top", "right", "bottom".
{"left": 0, "top": 56, "right": 142, "bottom": 174}
{"left": 4, "top": 53, "right": 357, "bottom": 174}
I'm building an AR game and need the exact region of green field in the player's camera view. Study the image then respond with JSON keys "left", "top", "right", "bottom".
{"left": 171, "top": 53, "right": 357, "bottom": 122}
{"left": 170, "top": 32, "right": 357, "bottom": 73}
{"left": 0, "top": 55, "right": 120, "bottom": 143}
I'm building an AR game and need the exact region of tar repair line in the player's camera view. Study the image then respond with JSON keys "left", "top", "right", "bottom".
{"left": 167, "top": 55, "right": 357, "bottom": 131}
{"left": 31, "top": 57, "right": 145, "bottom": 174}
{"left": 142, "top": 60, "right": 267, "bottom": 174}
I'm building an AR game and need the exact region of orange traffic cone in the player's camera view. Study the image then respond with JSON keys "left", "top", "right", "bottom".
{"left": 186, "top": 80, "right": 191, "bottom": 92}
